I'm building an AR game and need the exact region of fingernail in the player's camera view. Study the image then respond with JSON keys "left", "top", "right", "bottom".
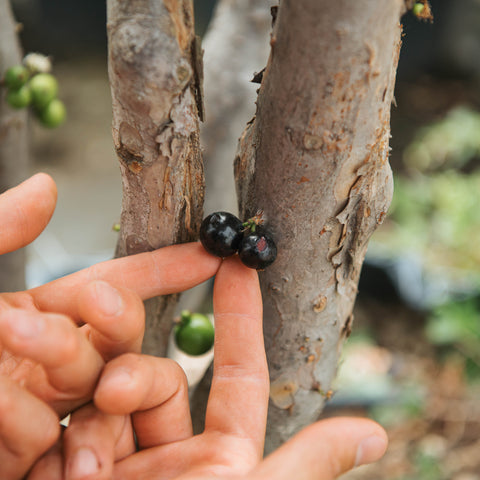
{"left": 354, "top": 434, "right": 388, "bottom": 467}
{"left": 100, "top": 367, "right": 134, "bottom": 390}
{"left": 67, "top": 447, "right": 100, "bottom": 479}
{"left": 94, "top": 281, "right": 123, "bottom": 316}
{"left": 4, "top": 311, "right": 44, "bottom": 339}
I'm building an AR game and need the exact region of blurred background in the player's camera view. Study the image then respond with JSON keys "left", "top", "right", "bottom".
{"left": 6, "top": 0, "right": 480, "bottom": 478}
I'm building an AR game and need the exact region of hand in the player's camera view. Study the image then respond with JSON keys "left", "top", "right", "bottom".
{"left": 30, "top": 256, "right": 388, "bottom": 480}
{"left": 0, "top": 174, "right": 222, "bottom": 479}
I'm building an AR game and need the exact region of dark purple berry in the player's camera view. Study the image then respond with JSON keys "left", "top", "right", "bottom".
{"left": 238, "top": 227, "right": 277, "bottom": 270}
{"left": 199, "top": 211, "right": 243, "bottom": 257}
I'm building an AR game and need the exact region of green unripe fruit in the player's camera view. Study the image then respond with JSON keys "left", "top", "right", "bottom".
{"left": 174, "top": 310, "right": 214, "bottom": 356}
{"left": 4, "top": 65, "right": 30, "bottom": 90}
{"left": 37, "top": 99, "right": 66, "bottom": 128}
{"left": 6, "top": 84, "right": 32, "bottom": 109}
{"left": 29, "top": 73, "right": 58, "bottom": 108}
{"left": 413, "top": 3, "right": 425, "bottom": 16}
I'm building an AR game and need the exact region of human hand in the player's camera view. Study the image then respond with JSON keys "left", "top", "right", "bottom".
{"left": 30, "top": 256, "right": 388, "bottom": 480}
{"left": 0, "top": 173, "right": 222, "bottom": 479}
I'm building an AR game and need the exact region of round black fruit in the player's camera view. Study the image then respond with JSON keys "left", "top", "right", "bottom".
{"left": 200, "top": 211, "right": 243, "bottom": 257}
{"left": 238, "top": 227, "right": 277, "bottom": 270}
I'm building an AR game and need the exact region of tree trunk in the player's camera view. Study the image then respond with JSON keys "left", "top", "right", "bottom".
{"left": 0, "top": 0, "right": 29, "bottom": 292}
{"left": 235, "top": 0, "right": 405, "bottom": 452}
{"left": 107, "top": 0, "right": 204, "bottom": 356}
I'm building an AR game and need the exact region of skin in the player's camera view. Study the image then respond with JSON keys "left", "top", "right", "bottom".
{"left": 0, "top": 173, "right": 221, "bottom": 479}
{"left": 0, "top": 174, "right": 388, "bottom": 480}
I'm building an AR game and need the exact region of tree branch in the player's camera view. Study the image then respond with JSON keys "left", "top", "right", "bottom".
{"left": 235, "top": 0, "right": 406, "bottom": 452}
{"left": 0, "top": 0, "right": 29, "bottom": 292}
{"left": 107, "top": 0, "right": 203, "bottom": 355}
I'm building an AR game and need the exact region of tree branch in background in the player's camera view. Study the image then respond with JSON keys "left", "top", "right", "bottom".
{"left": 107, "top": 0, "right": 203, "bottom": 355}
{"left": 235, "top": 0, "right": 405, "bottom": 452}
{"left": 201, "top": 0, "right": 272, "bottom": 216}
{"left": 0, "top": 0, "right": 29, "bottom": 292}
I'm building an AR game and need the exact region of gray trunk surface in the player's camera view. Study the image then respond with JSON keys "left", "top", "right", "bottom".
{"left": 0, "top": 0, "right": 29, "bottom": 292}
{"left": 234, "top": 0, "right": 405, "bottom": 452}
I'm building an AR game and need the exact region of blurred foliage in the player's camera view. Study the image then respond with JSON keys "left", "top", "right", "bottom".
{"left": 407, "top": 452, "right": 445, "bottom": 480}
{"left": 379, "top": 170, "right": 480, "bottom": 274}
{"left": 369, "top": 386, "right": 425, "bottom": 427}
{"left": 426, "top": 298, "right": 480, "bottom": 379}
{"left": 374, "top": 105, "right": 480, "bottom": 277}
{"left": 404, "top": 106, "right": 480, "bottom": 173}
{"left": 372, "top": 104, "right": 480, "bottom": 382}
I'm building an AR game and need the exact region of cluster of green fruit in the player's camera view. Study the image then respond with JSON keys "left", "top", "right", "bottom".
{"left": 2, "top": 57, "right": 66, "bottom": 128}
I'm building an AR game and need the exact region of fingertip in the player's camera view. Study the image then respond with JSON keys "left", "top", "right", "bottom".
{"left": 313, "top": 417, "right": 388, "bottom": 475}
{"left": 214, "top": 255, "right": 261, "bottom": 316}
{"left": 30, "top": 172, "right": 57, "bottom": 196}
{"left": 352, "top": 420, "right": 388, "bottom": 467}
{"left": 25, "top": 172, "right": 58, "bottom": 218}
{"left": 78, "top": 281, "right": 144, "bottom": 359}
{"left": 307, "top": 417, "right": 388, "bottom": 467}
{"left": 221, "top": 254, "right": 258, "bottom": 276}
{"left": 94, "top": 354, "right": 143, "bottom": 414}
{"left": 255, "top": 417, "right": 387, "bottom": 480}
{"left": 80, "top": 280, "right": 125, "bottom": 318}
{"left": 0, "top": 172, "right": 58, "bottom": 254}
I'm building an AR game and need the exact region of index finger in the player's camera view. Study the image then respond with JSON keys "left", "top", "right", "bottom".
{"left": 205, "top": 256, "right": 269, "bottom": 457}
{"left": 28, "top": 243, "right": 221, "bottom": 322}
{"left": 0, "top": 173, "right": 57, "bottom": 255}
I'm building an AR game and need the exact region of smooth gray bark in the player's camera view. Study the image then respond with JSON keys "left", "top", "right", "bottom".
{"left": 0, "top": 0, "right": 29, "bottom": 292}
{"left": 235, "top": 0, "right": 405, "bottom": 452}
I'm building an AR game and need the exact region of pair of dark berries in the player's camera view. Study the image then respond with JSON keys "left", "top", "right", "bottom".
{"left": 200, "top": 211, "right": 277, "bottom": 270}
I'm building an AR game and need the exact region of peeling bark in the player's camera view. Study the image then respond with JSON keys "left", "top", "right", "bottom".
{"left": 0, "top": 0, "right": 29, "bottom": 292}
{"left": 234, "top": 0, "right": 405, "bottom": 452}
{"left": 107, "top": 0, "right": 203, "bottom": 356}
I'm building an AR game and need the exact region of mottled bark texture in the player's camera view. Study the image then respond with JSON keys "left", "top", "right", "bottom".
{"left": 234, "top": 0, "right": 405, "bottom": 452}
{"left": 0, "top": 0, "right": 29, "bottom": 292}
{"left": 107, "top": 0, "right": 204, "bottom": 356}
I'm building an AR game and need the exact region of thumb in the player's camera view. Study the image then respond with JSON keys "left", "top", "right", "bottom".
{"left": 252, "top": 417, "right": 388, "bottom": 480}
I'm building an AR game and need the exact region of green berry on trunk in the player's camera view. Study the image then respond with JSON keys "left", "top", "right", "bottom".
{"left": 6, "top": 84, "right": 32, "bottom": 109}
{"left": 4, "top": 65, "right": 30, "bottom": 90}
{"left": 29, "top": 73, "right": 58, "bottom": 109}
{"left": 174, "top": 310, "right": 214, "bottom": 356}
{"left": 412, "top": 3, "right": 425, "bottom": 16}
{"left": 37, "top": 99, "right": 66, "bottom": 128}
